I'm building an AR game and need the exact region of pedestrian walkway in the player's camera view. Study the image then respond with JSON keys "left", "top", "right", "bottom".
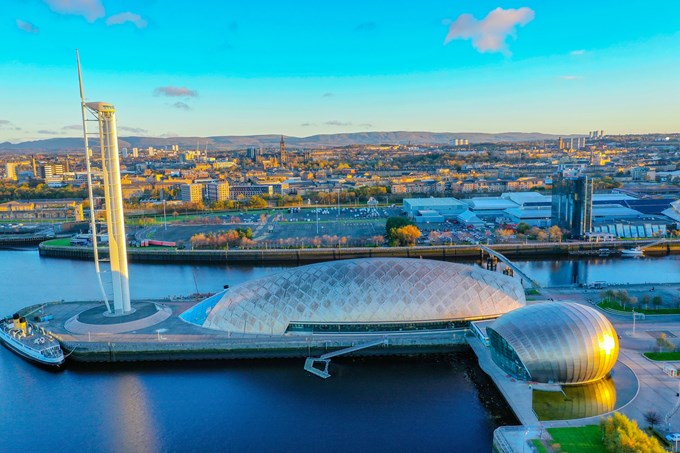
{"left": 467, "top": 335, "right": 539, "bottom": 425}
{"left": 64, "top": 303, "right": 172, "bottom": 334}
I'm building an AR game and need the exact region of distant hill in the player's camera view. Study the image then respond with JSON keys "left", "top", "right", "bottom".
{"left": 0, "top": 131, "right": 575, "bottom": 153}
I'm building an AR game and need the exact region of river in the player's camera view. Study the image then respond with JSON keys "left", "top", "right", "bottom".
{"left": 0, "top": 249, "right": 518, "bottom": 452}
{"left": 1, "top": 249, "right": 677, "bottom": 451}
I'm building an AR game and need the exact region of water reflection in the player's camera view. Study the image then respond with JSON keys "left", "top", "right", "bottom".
{"left": 111, "top": 374, "right": 159, "bottom": 452}
{"left": 532, "top": 362, "right": 637, "bottom": 421}
{"left": 515, "top": 255, "right": 680, "bottom": 287}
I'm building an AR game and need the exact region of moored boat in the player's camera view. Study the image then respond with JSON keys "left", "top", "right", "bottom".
{"left": 621, "top": 246, "right": 644, "bottom": 257}
{"left": 0, "top": 314, "right": 64, "bottom": 367}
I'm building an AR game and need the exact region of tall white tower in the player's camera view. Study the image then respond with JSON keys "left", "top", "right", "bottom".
{"left": 85, "top": 102, "right": 132, "bottom": 314}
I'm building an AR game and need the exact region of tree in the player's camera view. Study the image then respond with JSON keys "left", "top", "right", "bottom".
{"left": 600, "top": 412, "right": 665, "bottom": 453}
{"left": 642, "top": 295, "right": 651, "bottom": 310}
{"left": 643, "top": 410, "right": 661, "bottom": 429}
{"left": 548, "top": 225, "right": 563, "bottom": 242}
{"left": 392, "top": 225, "right": 421, "bottom": 246}
{"left": 652, "top": 295, "right": 663, "bottom": 310}
{"left": 656, "top": 333, "right": 673, "bottom": 352}
{"left": 385, "top": 216, "right": 414, "bottom": 237}
{"left": 516, "top": 222, "right": 530, "bottom": 234}
{"left": 248, "top": 195, "right": 267, "bottom": 209}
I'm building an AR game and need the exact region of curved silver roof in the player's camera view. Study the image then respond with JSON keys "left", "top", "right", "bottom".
{"left": 488, "top": 302, "right": 619, "bottom": 384}
{"left": 189, "top": 258, "right": 525, "bottom": 335}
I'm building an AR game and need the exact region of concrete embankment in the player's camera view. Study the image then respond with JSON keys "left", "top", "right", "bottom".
{"left": 38, "top": 240, "right": 679, "bottom": 264}
{"left": 60, "top": 336, "right": 468, "bottom": 363}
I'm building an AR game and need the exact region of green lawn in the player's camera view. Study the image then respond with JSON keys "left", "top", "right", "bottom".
{"left": 41, "top": 238, "right": 72, "bottom": 246}
{"left": 644, "top": 351, "right": 680, "bottom": 361}
{"left": 547, "top": 425, "right": 606, "bottom": 453}
{"left": 530, "top": 439, "right": 548, "bottom": 453}
{"left": 598, "top": 300, "right": 680, "bottom": 315}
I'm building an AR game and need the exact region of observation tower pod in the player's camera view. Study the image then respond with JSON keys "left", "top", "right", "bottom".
{"left": 84, "top": 101, "right": 132, "bottom": 314}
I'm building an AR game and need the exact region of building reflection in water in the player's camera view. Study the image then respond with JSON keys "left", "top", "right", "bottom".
{"left": 110, "top": 374, "right": 159, "bottom": 452}
{"left": 532, "top": 376, "right": 616, "bottom": 421}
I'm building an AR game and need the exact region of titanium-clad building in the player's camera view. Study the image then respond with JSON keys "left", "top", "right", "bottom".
{"left": 182, "top": 258, "right": 526, "bottom": 335}
{"left": 487, "top": 302, "right": 619, "bottom": 385}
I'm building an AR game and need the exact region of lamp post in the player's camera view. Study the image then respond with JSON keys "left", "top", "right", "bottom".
{"left": 632, "top": 309, "right": 636, "bottom": 335}
{"left": 163, "top": 200, "right": 167, "bottom": 231}
{"left": 315, "top": 201, "right": 319, "bottom": 235}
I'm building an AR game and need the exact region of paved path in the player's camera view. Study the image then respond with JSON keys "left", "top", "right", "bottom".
{"left": 467, "top": 335, "right": 539, "bottom": 426}
{"left": 64, "top": 304, "right": 172, "bottom": 334}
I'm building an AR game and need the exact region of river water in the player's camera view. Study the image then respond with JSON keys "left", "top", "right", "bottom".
{"left": 0, "top": 249, "right": 514, "bottom": 452}
{"left": 0, "top": 249, "right": 677, "bottom": 451}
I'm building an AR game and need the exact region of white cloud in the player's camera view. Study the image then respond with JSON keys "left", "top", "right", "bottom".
{"left": 325, "top": 120, "right": 352, "bottom": 126}
{"left": 16, "top": 19, "right": 39, "bottom": 34}
{"left": 558, "top": 75, "right": 583, "bottom": 80}
{"left": 43, "top": 0, "right": 105, "bottom": 22}
{"left": 62, "top": 124, "right": 82, "bottom": 130}
{"left": 570, "top": 49, "right": 587, "bottom": 56}
{"left": 106, "top": 12, "right": 147, "bottom": 29}
{"left": 444, "top": 7, "right": 535, "bottom": 56}
{"left": 154, "top": 86, "right": 198, "bottom": 97}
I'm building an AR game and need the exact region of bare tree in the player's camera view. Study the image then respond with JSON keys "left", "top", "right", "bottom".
{"left": 644, "top": 410, "right": 661, "bottom": 429}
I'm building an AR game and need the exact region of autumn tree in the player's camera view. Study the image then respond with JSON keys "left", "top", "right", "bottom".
{"left": 548, "top": 225, "right": 563, "bottom": 242}
{"left": 392, "top": 225, "right": 421, "bottom": 246}
{"left": 600, "top": 412, "right": 665, "bottom": 453}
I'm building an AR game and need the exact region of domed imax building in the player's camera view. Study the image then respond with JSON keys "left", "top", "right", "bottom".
{"left": 182, "top": 258, "right": 526, "bottom": 335}
{"left": 487, "top": 302, "right": 619, "bottom": 385}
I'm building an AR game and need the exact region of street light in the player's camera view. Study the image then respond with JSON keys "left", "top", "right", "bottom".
{"left": 632, "top": 309, "right": 636, "bottom": 335}
{"left": 163, "top": 200, "right": 167, "bottom": 231}
{"left": 315, "top": 201, "right": 319, "bottom": 234}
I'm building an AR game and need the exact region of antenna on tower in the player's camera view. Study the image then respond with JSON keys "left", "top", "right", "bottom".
{"left": 77, "top": 49, "right": 112, "bottom": 314}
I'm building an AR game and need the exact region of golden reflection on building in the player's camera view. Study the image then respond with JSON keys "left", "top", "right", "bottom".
{"left": 532, "top": 377, "right": 616, "bottom": 421}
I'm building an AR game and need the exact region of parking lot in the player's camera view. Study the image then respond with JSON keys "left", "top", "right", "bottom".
{"left": 135, "top": 205, "right": 500, "bottom": 248}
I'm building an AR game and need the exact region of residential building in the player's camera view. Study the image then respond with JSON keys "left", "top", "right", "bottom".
{"left": 180, "top": 183, "right": 204, "bottom": 203}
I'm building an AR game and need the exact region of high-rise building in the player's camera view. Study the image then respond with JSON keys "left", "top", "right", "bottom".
{"left": 205, "top": 182, "right": 230, "bottom": 202}
{"left": 39, "top": 163, "right": 64, "bottom": 179}
{"left": 180, "top": 183, "right": 204, "bottom": 203}
{"left": 5, "top": 162, "right": 19, "bottom": 181}
{"left": 279, "top": 135, "right": 287, "bottom": 165}
{"left": 558, "top": 137, "right": 565, "bottom": 150}
{"left": 551, "top": 169, "right": 593, "bottom": 239}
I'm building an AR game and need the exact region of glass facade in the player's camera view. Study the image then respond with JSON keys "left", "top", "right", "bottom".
{"left": 187, "top": 258, "right": 526, "bottom": 335}
{"left": 487, "top": 302, "right": 619, "bottom": 384}
{"left": 551, "top": 172, "right": 593, "bottom": 239}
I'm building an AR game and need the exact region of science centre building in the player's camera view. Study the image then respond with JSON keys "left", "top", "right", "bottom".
{"left": 182, "top": 258, "right": 618, "bottom": 385}
{"left": 487, "top": 302, "right": 619, "bottom": 384}
{"left": 182, "top": 258, "right": 526, "bottom": 335}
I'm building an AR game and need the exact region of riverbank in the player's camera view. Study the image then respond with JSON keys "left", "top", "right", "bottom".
{"left": 38, "top": 239, "right": 680, "bottom": 264}
{"left": 20, "top": 300, "right": 471, "bottom": 364}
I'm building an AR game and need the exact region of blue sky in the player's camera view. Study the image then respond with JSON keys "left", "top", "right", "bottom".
{"left": 2, "top": 0, "right": 680, "bottom": 142}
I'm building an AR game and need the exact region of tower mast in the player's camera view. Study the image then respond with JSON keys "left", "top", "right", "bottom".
{"left": 77, "top": 50, "right": 132, "bottom": 314}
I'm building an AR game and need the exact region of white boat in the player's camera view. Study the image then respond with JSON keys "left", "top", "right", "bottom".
{"left": 621, "top": 247, "right": 644, "bottom": 257}
{"left": 0, "top": 314, "right": 64, "bottom": 367}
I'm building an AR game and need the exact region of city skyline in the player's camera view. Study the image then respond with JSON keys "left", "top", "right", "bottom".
{"left": 2, "top": 0, "right": 680, "bottom": 142}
